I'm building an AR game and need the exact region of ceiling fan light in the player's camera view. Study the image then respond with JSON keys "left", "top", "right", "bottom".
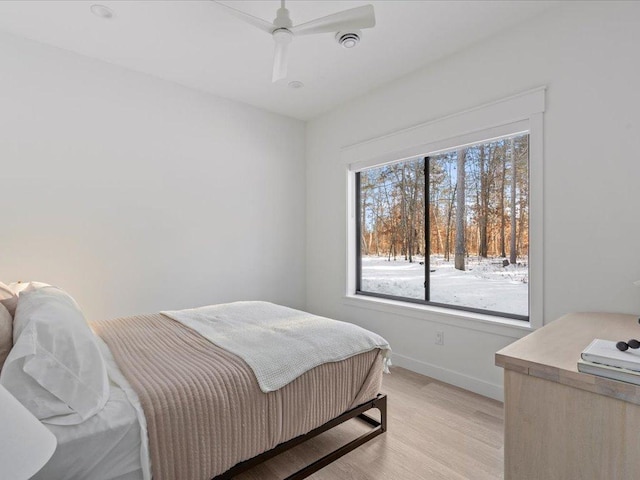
{"left": 336, "top": 31, "right": 361, "bottom": 49}
{"left": 273, "top": 28, "right": 293, "bottom": 44}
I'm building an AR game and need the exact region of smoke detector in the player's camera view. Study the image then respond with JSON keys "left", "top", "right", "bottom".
{"left": 336, "top": 31, "right": 361, "bottom": 49}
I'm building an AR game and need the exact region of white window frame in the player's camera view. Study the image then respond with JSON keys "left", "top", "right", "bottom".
{"left": 344, "top": 87, "right": 545, "bottom": 331}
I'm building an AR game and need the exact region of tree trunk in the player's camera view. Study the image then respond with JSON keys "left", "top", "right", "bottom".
{"left": 432, "top": 206, "right": 443, "bottom": 255}
{"left": 445, "top": 183, "right": 455, "bottom": 262}
{"left": 429, "top": 160, "right": 443, "bottom": 256}
{"left": 500, "top": 152, "right": 507, "bottom": 257}
{"left": 360, "top": 186, "right": 368, "bottom": 255}
{"left": 479, "top": 145, "right": 488, "bottom": 258}
{"left": 509, "top": 139, "right": 518, "bottom": 265}
{"left": 517, "top": 139, "right": 529, "bottom": 257}
{"left": 455, "top": 149, "right": 467, "bottom": 271}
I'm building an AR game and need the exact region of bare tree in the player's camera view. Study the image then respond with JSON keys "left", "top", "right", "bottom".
{"left": 517, "top": 137, "right": 530, "bottom": 256}
{"left": 360, "top": 176, "right": 370, "bottom": 255}
{"left": 500, "top": 151, "right": 507, "bottom": 258}
{"left": 443, "top": 156, "right": 456, "bottom": 261}
{"left": 479, "top": 145, "right": 489, "bottom": 258}
{"left": 509, "top": 138, "right": 517, "bottom": 265}
{"left": 455, "top": 148, "right": 467, "bottom": 271}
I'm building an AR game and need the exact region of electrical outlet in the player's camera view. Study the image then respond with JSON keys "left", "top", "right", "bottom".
{"left": 435, "top": 331, "right": 444, "bottom": 345}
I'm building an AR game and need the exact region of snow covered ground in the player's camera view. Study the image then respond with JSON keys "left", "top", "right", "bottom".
{"left": 361, "top": 255, "right": 528, "bottom": 317}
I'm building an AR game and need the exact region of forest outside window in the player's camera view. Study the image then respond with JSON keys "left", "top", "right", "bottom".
{"left": 356, "top": 132, "right": 529, "bottom": 320}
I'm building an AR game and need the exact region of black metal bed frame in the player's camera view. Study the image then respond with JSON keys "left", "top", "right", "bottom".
{"left": 212, "top": 393, "right": 387, "bottom": 480}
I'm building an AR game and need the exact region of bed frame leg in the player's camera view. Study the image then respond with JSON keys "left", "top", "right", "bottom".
{"left": 357, "top": 393, "right": 387, "bottom": 433}
{"left": 286, "top": 394, "right": 387, "bottom": 480}
{"left": 214, "top": 394, "right": 388, "bottom": 480}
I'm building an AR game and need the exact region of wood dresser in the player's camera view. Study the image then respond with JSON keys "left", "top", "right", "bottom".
{"left": 496, "top": 312, "right": 640, "bottom": 480}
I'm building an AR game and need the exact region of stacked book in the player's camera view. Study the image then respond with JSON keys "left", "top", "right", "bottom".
{"left": 579, "top": 339, "right": 640, "bottom": 385}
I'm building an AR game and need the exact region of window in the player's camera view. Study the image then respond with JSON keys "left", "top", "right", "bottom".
{"left": 356, "top": 133, "right": 529, "bottom": 320}
{"left": 346, "top": 88, "right": 544, "bottom": 328}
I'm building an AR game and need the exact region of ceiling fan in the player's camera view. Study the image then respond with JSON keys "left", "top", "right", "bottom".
{"left": 213, "top": 1, "right": 376, "bottom": 82}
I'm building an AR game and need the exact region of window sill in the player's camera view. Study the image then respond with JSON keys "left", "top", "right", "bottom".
{"left": 342, "top": 294, "right": 533, "bottom": 339}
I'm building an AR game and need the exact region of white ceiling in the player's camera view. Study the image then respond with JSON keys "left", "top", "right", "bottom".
{"left": 0, "top": 1, "right": 558, "bottom": 120}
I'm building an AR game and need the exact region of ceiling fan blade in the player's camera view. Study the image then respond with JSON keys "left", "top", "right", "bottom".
{"left": 272, "top": 35, "right": 290, "bottom": 82}
{"left": 290, "top": 5, "right": 375, "bottom": 36}
{"left": 212, "top": 1, "right": 273, "bottom": 34}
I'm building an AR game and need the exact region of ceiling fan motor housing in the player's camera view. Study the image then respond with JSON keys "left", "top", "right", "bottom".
{"left": 274, "top": 6, "right": 292, "bottom": 29}
{"left": 336, "top": 31, "right": 361, "bottom": 49}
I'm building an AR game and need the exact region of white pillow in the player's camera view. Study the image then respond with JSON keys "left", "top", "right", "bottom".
{"left": 0, "top": 304, "right": 11, "bottom": 370}
{"left": 9, "top": 281, "right": 50, "bottom": 295}
{"left": 0, "top": 285, "right": 109, "bottom": 425}
{"left": 0, "top": 281, "right": 18, "bottom": 317}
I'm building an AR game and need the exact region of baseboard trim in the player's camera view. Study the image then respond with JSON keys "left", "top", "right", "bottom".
{"left": 391, "top": 353, "right": 504, "bottom": 402}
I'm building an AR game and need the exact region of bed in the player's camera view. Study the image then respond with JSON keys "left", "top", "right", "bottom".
{"left": 0, "top": 283, "right": 389, "bottom": 480}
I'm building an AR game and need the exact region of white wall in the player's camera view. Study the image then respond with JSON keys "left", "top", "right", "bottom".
{"left": 306, "top": 1, "right": 640, "bottom": 399}
{"left": 0, "top": 31, "right": 306, "bottom": 321}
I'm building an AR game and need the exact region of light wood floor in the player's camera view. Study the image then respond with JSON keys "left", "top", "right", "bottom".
{"left": 237, "top": 367, "right": 504, "bottom": 479}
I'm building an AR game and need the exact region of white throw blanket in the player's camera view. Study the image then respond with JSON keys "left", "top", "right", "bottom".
{"left": 161, "top": 301, "right": 391, "bottom": 393}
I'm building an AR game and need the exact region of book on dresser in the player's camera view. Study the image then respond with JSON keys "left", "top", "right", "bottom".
{"left": 579, "top": 338, "right": 640, "bottom": 385}
{"left": 577, "top": 359, "right": 640, "bottom": 385}
{"left": 581, "top": 338, "right": 640, "bottom": 371}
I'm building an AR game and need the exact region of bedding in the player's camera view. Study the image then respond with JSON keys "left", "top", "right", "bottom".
{"left": 0, "top": 285, "right": 109, "bottom": 425}
{"left": 162, "top": 301, "right": 391, "bottom": 392}
{"left": 30, "top": 336, "right": 149, "bottom": 480}
{"left": 92, "top": 310, "right": 385, "bottom": 480}
{"left": 31, "top": 378, "right": 144, "bottom": 480}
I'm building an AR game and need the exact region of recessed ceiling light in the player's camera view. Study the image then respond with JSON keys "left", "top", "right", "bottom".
{"left": 90, "top": 4, "right": 114, "bottom": 19}
{"left": 288, "top": 81, "right": 304, "bottom": 89}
